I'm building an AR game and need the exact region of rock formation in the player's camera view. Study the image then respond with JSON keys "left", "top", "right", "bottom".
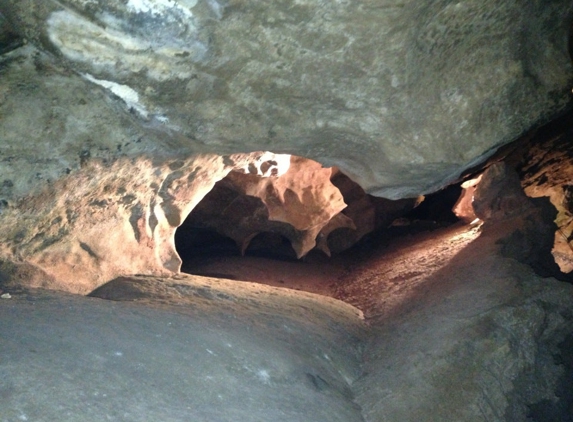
{"left": 515, "top": 112, "right": 573, "bottom": 274}
{"left": 0, "top": 0, "right": 572, "bottom": 291}
{"left": 2, "top": 0, "right": 572, "bottom": 197}
{"left": 1, "top": 1, "right": 573, "bottom": 420}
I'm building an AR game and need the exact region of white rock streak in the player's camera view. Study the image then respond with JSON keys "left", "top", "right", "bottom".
{"left": 127, "top": 0, "right": 195, "bottom": 19}
{"left": 47, "top": 9, "right": 204, "bottom": 81}
{"left": 82, "top": 73, "right": 149, "bottom": 118}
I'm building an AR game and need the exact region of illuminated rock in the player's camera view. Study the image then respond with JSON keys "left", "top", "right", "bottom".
{"left": 178, "top": 155, "right": 348, "bottom": 259}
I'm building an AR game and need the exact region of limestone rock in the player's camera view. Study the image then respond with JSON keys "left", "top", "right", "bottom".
{"left": 0, "top": 152, "right": 296, "bottom": 294}
{"left": 178, "top": 155, "right": 348, "bottom": 259}
{"left": 177, "top": 160, "right": 416, "bottom": 261}
{"left": 472, "top": 162, "right": 534, "bottom": 222}
{"left": 0, "top": 279, "right": 366, "bottom": 421}
{"left": 327, "top": 170, "right": 415, "bottom": 254}
{"left": 2, "top": 0, "right": 571, "bottom": 198}
{"left": 0, "top": 0, "right": 572, "bottom": 295}
{"left": 457, "top": 160, "right": 568, "bottom": 280}
{"left": 452, "top": 175, "right": 481, "bottom": 223}
{"left": 511, "top": 112, "right": 573, "bottom": 273}
{"left": 333, "top": 216, "right": 573, "bottom": 421}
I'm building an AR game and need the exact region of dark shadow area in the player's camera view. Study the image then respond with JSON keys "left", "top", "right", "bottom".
{"left": 497, "top": 197, "right": 573, "bottom": 283}
{"left": 175, "top": 227, "right": 239, "bottom": 265}
{"left": 354, "top": 184, "right": 463, "bottom": 252}
{"left": 244, "top": 232, "right": 298, "bottom": 260}
{"left": 0, "top": 12, "right": 23, "bottom": 56}
{"left": 527, "top": 333, "right": 573, "bottom": 422}
{"left": 405, "top": 184, "right": 461, "bottom": 224}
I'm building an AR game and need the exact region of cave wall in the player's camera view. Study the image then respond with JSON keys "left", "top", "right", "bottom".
{"left": 514, "top": 113, "right": 573, "bottom": 274}
{"left": 0, "top": 151, "right": 299, "bottom": 293}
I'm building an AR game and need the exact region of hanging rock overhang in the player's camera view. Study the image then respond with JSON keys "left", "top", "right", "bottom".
{"left": 1, "top": 0, "right": 572, "bottom": 198}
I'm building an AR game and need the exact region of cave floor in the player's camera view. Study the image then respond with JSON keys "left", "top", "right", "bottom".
{"left": 0, "top": 276, "right": 366, "bottom": 422}
{"left": 182, "top": 222, "right": 483, "bottom": 320}
{"left": 2, "top": 219, "right": 572, "bottom": 421}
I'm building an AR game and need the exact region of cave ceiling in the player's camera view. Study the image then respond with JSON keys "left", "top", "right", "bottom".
{"left": 2, "top": 0, "right": 572, "bottom": 199}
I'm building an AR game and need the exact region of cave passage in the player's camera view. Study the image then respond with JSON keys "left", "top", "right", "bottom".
{"left": 174, "top": 106, "right": 573, "bottom": 301}
{"left": 174, "top": 165, "right": 465, "bottom": 298}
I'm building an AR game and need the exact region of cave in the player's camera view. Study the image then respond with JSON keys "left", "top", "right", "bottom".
{"left": 1, "top": 1, "right": 573, "bottom": 421}
{"left": 160, "top": 113, "right": 573, "bottom": 420}
{"left": 174, "top": 159, "right": 468, "bottom": 296}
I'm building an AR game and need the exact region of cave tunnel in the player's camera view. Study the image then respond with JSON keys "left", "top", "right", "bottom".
{"left": 174, "top": 157, "right": 470, "bottom": 295}
{"left": 174, "top": 108, "right": 573, "bottom": 301}
{"left": 168, "top": 21, "right": 573, "bottom": 290}
{"left": 170, "top": 112, "right": 573, "bottom": 420}
{"left": 3, "top": 3, "right": 573, "bottom": 421}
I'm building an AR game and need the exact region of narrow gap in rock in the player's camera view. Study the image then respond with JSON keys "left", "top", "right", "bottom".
{"left": 388, "top": 184, "right": 462, "bottom": 235}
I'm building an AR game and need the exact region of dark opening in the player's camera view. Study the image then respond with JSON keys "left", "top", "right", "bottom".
{"left": 175, "top": 227, "right": 239, "bottom": 274}
{"left": 244, "top": 232, "right": 298, "bottom": 260}
{"left": 404, "top": 184, "right": 462, "bottom": 224}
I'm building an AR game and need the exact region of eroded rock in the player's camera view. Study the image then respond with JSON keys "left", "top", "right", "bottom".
{"left": 0, "top": 152, "right": 301, "bottom": 294}
{"left": 472, "top": 162, "right": 534, "bottom": 222}
{"left": 452, "top": 175, "right": 481, "bottom": 223}
{"left": 177, "top": 159, "right": 417, "bottom": 262}
{"left": 516, "top": 113, "right": 573, "bottom": 273}
{"left": 0, "top": 0, "right": 571, "bottom": 292}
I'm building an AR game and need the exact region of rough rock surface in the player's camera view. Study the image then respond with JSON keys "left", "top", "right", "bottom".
{"left": 2, "top": 214, "right": 572, "bottom": 421}
{"left": 355, "top": 253, "right": 573, "bottom": 421}
{"left": 514, "top": 111, "right": 573, "bottom": 273}
{"left": 2, "top": 0, "right": 572, "bottom": 198}
{"left": 0, "top": 151, "right": 300, "bottom": 293}
{"left": 322, "top": 169, "right": 573, "bottom": 420}
{"left": 472, "top": 162, "right": 534, "bottom": 222}
{"left": 0, "top": 0, "right": 572, "bottom": 292}
{"left": 176, "top": 160, "right": 415, "bottom": 261}
{"left": 332, "top": 220, "right": 573, "bottom": 421}
{"left": 179, "top": 155, "right": 349, "bottom": 258}
{"left": 0, "top": 3, "right": 573, "bottom": 420}
{"left": 452, "top": 175, "right": 480, "bottom": 223}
